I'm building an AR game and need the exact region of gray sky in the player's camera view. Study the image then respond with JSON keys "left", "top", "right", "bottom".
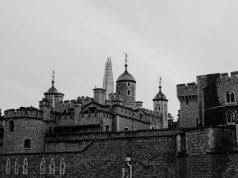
{"left": 1, "top": 0, "right": 238, "bottom": 118}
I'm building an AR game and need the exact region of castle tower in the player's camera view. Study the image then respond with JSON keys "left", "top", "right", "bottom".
{"left": 41, "top": 71, "right": 64, "bottom": 110}
{"left": 116, "top": 54, "right": 136, "bottom": 107}
{"left": 3, "top": 107, "right": 46, "bottom": 153}
{"left": 153, "top": 77, "right": 168, "bottom": 128}
{"left": 177, "top": 82, "right": 199, "bottom": 128}
{"left": 102, "top": 57, "right": 114, "bottom": 100}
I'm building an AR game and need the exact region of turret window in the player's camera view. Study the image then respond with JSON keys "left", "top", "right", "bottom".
{"left": 24, "top": 139, "right": 31, "bottom": 148}
{"left": 128, "top": 82, "right": 131, "bottom": 87}
{"left": 128, "top": 90, "right": 131, "bottom": 96}
{"left": 9, "top": 120, "right": 14, "bottom": 132}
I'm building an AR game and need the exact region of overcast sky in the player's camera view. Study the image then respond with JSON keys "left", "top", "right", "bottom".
{"left": 1, "top": 0, "right": 238, "bottom": 118}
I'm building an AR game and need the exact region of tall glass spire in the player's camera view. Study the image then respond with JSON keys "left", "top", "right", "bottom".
{"left": 102, "top": 57, "right": 114, "bottom": 100}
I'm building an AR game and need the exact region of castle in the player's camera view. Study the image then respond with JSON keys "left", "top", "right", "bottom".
{"left": 0, "top": 56, "right": 168, "bottom": 154}
{"left": 177, "top": 71, "right": 238, "bottom": 128}
{"left": 1, "top": 58, "right": 238, "bottom": 177}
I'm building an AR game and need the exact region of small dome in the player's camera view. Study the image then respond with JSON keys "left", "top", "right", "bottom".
{"left": 117, "top": 70, "right": 135, "bottom": 82}
{"left": 153, "top": 90, "right": 167, "bottom": 101}
{"left": 47, "top": 85, "right": 58, "bottom": 93}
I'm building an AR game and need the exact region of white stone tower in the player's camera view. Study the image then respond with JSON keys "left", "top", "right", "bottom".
{"left": 102, "top": 57, "right": 114, "bottom": 100}
{"left": 153, "top": 77, "right": 168, "bottom": 128}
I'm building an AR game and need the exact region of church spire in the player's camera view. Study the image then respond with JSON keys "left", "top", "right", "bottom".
{"left": 102, "top": 57, "right": 114, "bottom": 100}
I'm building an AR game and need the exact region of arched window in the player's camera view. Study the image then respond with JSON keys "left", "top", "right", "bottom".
{"left": 226, "top": 93, "right": 231, "bottom": 103}
{"left": 231, "top": 93, "right": 235, "bottom": 102}
{"left": 9, "top": 120, "right": 14, "bottom": 132}
{"left": 24, "top": 139, "right": 31, "bottom": 148}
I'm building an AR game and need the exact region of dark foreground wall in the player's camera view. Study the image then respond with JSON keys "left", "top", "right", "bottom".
{"left": 0, "top": 129, "right": 183, "bottom": 178}
{"left": 0, "top": 127, "right": 238, "bottom": 178}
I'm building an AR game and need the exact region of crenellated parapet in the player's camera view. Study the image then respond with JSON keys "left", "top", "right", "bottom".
{"left": 55, "top": 99, "right": 82, "bottom": 113}
{"left": 4, "top": 107, "right": 43, "bottom": 120}
{"left": 177, "top": 83, "right": 198, "bottom": 102}
{"left": 217, "top": 71, "right": 238, "bottom": 83}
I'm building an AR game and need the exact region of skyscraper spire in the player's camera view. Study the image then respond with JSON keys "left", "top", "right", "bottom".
{"left": 102, "top": 57, "right": 114, "bottom": 100}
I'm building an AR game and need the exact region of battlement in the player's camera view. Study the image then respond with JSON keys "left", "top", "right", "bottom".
{"left": 56, "top": 99, "right": 82, "bottom": 112}
{"left": 4, "top": 107, "right": 43, "bottom": 119}
{"left": 217, "top": 71, "right": 238, "bottom": 83}
{"left": 177, "top": 82, "right": 198, "bottom": 97}
{"left": 141, "top": 108, "right": 160, "bottom": 117}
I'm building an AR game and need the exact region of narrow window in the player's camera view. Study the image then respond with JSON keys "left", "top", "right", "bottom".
{"left": 49, "top": 127, "right": 52, "bottom": 135}
{"left": 22, "top": 158, "right": 28, "bottom": 175}
{"left": 49, "top": 158, "right": 55, "bottom": 174}
{"left": 128, "top": 90, "right": 131, "bottom": 96}
{"left": 9, "top": 120, "right": 14, "bottom": 132}
{"left": 118, "top": 90, "right": 121, "bottom": 95}
{"left": 226, "top": 93, "right": 231, "bottom": 103}
{"left": 185, "top": 96, "right": 189, "bottom": 105}
{"left": 128, "top": 82, "right": 131, "bottom": 87}
{"left": 140, "top": 114, "right": 143, "bottom": 120}
{"left": 106, "top": 125, "right": 110, "bottom": 132}
{"left": 60, "top": 158, "right": 66, "bottom": 175}
{"left": 151, "top": 127, "right": 154, "bottom": 130}
{"left": 231, "top": 93, "right": 235, "bottom": 102}
{"left": 124, "top": 127, "right": 129, "bottom": 131}
{"left": 14, "top": 159, "right": 19, "bottom": 174}
{"left": 6, "top": 159, "right": 10, "bottom": 175}
{"left": 24, "top": 139, "right": 31, "bottom": 148}
{"left": 40, "top": 158, "right": 45, "bottom": 175}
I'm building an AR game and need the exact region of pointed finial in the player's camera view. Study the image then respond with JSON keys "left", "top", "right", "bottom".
{"left": 124, "top": 53, "right": 128, "bottom": 70}
{"left": 159, "top": 76, "right": 162, "bottom": 91}
{"left": 52, "top": 70, "right": 55, "bottom": 86}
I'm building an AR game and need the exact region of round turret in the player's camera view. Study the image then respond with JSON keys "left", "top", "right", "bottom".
{"left": 3, "top": 107, "right": 46, "bottom": 154}
{"left": 116, "top": 55, "right": 136, "bottom": 107}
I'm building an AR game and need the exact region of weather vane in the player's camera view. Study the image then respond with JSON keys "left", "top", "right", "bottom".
{"left": 159, "top": 76, "right": 162, "bottom": 89}
{"left": 52, "top": 70, "right": 55, "bottom": 85}
{"left": 125, "top": 53, "right": 128, "bottom": 65}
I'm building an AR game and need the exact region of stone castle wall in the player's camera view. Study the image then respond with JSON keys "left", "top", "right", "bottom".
{"left": 0, "top": 129, "right": 181, "bottom": 178}
{"left": 0, "top": 127, "right": 237, "bottom": 177}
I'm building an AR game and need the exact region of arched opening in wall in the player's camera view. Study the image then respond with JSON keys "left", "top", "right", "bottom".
{"left": 24, "top": 139, "right": 31, "bottom": 148}
{"left": 9, "top": 120, "right": 14, "bottom": 132}
{"left": 231, "top": 93, "right": 235, "bottom": 102}
{"left": 226, "top": 92, "right": 231, "bottom": 103}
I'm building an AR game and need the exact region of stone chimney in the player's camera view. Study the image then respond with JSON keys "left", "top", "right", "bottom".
{"left": 93, "top": 88, "right": 106, "bottom": 105}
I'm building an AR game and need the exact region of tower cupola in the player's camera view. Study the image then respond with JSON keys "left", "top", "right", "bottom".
{"left": 40, "top": 71, "right": 64, "bottom": 110}
{"left": 116, "top": 54, "right": 136, "bottom": 107}
{"left": 153, "top": 77, "right": 168, "bottom": 128}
